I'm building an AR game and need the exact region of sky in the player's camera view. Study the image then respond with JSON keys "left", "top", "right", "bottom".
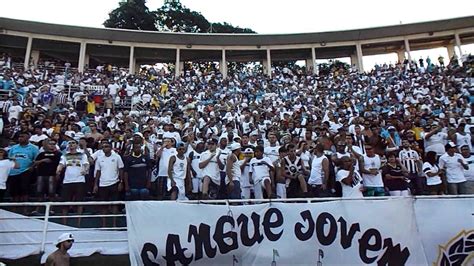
{"left": 0, "top": 0, "right": 473, "bottom": 69}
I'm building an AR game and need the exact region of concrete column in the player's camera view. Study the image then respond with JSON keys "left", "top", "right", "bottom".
{"left": 350, "top": 54, "right": 358, "bottom": 69}
{"left": 175, "top": 48, "right": 181, "bottom": 77}
{"left": 78, "top": 41, "right": 87, "bottom": 73}
{"left": 446, "top": 44, "right": 455, "bottom": 60}
{"left": 454, "top": 33, "right": 463, "bottom": 57}
{"left": 266, "top": 49, "right": 272, "bottom": 76}
{"left": 30, "top": 50, "right": 40, "bottom": 68}
{"left": 397, "top": 50, "right": 406, "bottom": 63}
{"left": 404, "top": 38, "right": 412, "bottom": 62}
{"left": 24, "top": 36, "right": 33, "bottom": 70}
{"left": 355, "top": 42, "right": 364, "bottom": 73}
{"left": 220, "top": 49, "right": 227, "bottom": 79}
{"left": 128, "top": 46, "right": 135, "bottom": 74}
{"left": 311, "top": 47, "right": 317, "bottom": 74}
{"left": 84, "top": 54, "right": 90, "bottom": 70}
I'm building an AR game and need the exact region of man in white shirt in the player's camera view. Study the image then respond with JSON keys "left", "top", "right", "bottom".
{"left": 460, "top": 145, "right": 474, "bottom": 194}
{"left": 8, "top": 100, "right": 22, "bottom": 122}
{"left": 93, "top": 142, "right": 124, "bottom": 227}
{"left": 200, "top": 138, "right": 221, "bottom": 199}
{"left": 336, "top": 156, "right": 364, "bottom": 198}
{"left": 56, "top": 139, "right": 89, "bottom": 226}
{"left": 155, "top": 138, "right": 177, "bottom": 200}
{"left": 422, "top": 124, "right": 448, "bottom": 156}
{"left": 359, "top": 145, "right": 385, "bottom": 196}
{"left": 249, "top": 145, "right": 274, "bottom": 199}
{"left": 439, "top": 142, "right": 468, "bottom": 195}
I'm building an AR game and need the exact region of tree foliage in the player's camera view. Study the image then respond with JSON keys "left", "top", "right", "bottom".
{"left": 103, "top": 0, "right": 157, "bottom": 31}
{"left": 104, "top": 1, "right": 256, "bottom": 34}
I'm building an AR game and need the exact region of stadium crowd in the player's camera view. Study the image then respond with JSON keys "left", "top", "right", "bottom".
{"left": 0, "top": 52, "right": 473, "bottom": 211}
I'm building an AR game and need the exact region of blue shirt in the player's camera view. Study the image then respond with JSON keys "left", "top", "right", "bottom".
{"left": 8, "top": 143, "right": 39, "bottom": 175}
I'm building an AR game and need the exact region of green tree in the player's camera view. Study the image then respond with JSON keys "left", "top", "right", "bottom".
{"left": 104, "top": 0, "right": 157, "bottom": 31}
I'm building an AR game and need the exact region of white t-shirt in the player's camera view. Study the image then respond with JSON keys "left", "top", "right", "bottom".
{"left": 264, "top": 145, "right": 280, "bottom": 163}
{"left": 60, "top": 152, "right": 89, "bottom": 184}
{"left": 308, "top": 155, "right": 326, "bottom": 185}
{"left": 422, "top": 162, "right": 442, "bottom": 186}
{"left": 29, "top": 134, "right": 49, "bottom": 144}
{"left": 8, "top": 105, "right": 22, "bottom": 121}
{"left": 361, "top": 154, "right": 384, "bottom": 187}
{"left": 95, "top": 153, "right": 124, "bottom": 187}
{"left": 158, "top": 147, "right": 177, "bottom": 177}
{"left": 108, "top": 83, "right": 119, "bottom": 96}
{"left": 0, "top": 160, "right": 16, "bottom": 189}
{"left": 336, "top": 169, "right": 364, "bottom": 198}
{"left": 423, "top": 132, "right": 448, "bottom": 156}
{"left": 439, "top": 153, "right": 467, "bottom": 183}
{"left": 249, "top": 157, "right": 273, "bottom": 182}
{"left": 200, "top": 150, "right": 220, "bottom": 182}
{"left": 462, "top": 155, "right": 474, "bottom": 182}
{"left": 455, "top": 133, "right": 472, "bottom": 151}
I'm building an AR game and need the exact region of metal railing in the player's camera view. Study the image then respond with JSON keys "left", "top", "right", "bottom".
{"left": 0, "top": 195, "right": 472, "bottom": 258}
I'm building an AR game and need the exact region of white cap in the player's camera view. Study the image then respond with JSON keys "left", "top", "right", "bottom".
{"left": 133, "top": 132, "right": 144, "bottom": 139}
{"left": 55, "top": 233, "right": 74, "bottom": 247}
{"left": 244, "top": 147, "right": 254, "bottom": 154}
{"left": 230, "top": 143, "right": 241, "bottom": 151}
{"left": 64, "top": 131, "right": 75, "bottom": 139}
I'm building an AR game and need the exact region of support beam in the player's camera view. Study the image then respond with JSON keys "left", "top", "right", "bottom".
{"left": 397, "top": 50, "right": 406, "bottom": 63}
{"left": 446, "top": 44, "right": 455, "bottom": 60}
{"left": 355, "top": 42, "right": 364, "bottom": 73}
{"left": 220, "top": 49, "right": 227, "bottom": 79}
{"left": 454, "top": 33, "right": 463, "bottom": 57}
{"left": 266, "top": 49, "right": 272, "bottom": 76}
{"left": 128, "top": 46, "right": 135, "bottom": 74}
{"left": 311, "top": 47, "right": 317, "bottom": 74}
{"left": 175, "top": 48, "right": 181, "bottom": 77}
{"left": 404, "top": 38, "right": 412, "bottom": 62}
{"left": 78, "top": 41, "right": 87, "bottom": 73}
{"left": 30, "top": 50, "right": 40, "bottom": 69}
{"left": 24, "top": 36, "right": 33, "bottom": 70}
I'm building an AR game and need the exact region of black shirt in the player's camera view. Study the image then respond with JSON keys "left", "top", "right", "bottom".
{"left": 35, "top": 151, "right": 62, "bottom": 176}
{"left": 124, "top": 154, "right": 151, "bottom": 189}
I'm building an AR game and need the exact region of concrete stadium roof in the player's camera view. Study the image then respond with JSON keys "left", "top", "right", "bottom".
{"left": 0, "top": 16, "right": 474, "bottom": 46}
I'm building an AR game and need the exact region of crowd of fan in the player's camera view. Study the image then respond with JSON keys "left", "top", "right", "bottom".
{"left": 0, "top": 52, "right": 473, "bottom": 213}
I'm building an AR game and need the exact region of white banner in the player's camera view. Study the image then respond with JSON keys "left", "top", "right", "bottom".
{"left": 126, "top": 198, "right": 430, "bottom": 265}
{"left": 414, "top": 198, "right": 474, "bottom": 266}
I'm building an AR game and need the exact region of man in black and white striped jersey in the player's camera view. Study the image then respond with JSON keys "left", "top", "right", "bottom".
{"left": 399, "top": 139, "right": 423, "bottom": 195}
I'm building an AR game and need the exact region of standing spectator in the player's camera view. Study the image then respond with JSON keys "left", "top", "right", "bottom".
{"left": 189, "top": 142, "right": 205, "bottom": 199}
{"left": 167, "top": 142, "right": 190, "bottom": 200}
{"left": 281, "top": 144, "right": 309, "bottom": 198}
{"left": 200, "top": 138, "right": 220, "bottom": 199}
{"left": 308, "top": 143, "right": 330, "bottom": 197}
{"left": 422, "top": 123, "right": 448, "bottom": 157}
{"left": 0, "top": 148, "right": 18, "bottom": 202}
{"left": 225, "top": 142, "right": 243, "bottom": 199}
{"left": 423, "top": 151, "right": 444, "bottom": 195}
{"left": 8, "top": 132, "right": 39, "bottom": 202}
{"left": 336, "top": 156, "right": 364, "bottom": 198}
{"left": 154, "top": 137, "right": 176, "bottom": 200}
{"left": 33, "top": 139, "right": 62, "bottom": 203}
{"left": 460, "top": 145, "right": 474, "bottom": 194}
{"left": 399, "top": 139, "right": 423, "bottom": 195}
{"left": 382, "top": 153, "right": 410, "bottom": 196}
{"left": 124, "top": 144, "right": 151, "bottom": 201}
{"left": 359, "top": 145, "right": 385, "bottom": 196}
{"left": 93, "top": 142, "right": 124, "bottom": 227}
{"left": 439, "top": 142, "right": 468, "bottom": 195}
{"left": 56, "top": 139, "right": 89, "bottom": 226}
{"left": 239, "top": 147, "right": 253, "bottom": 200}
{"left": 249, "top": 145, "right": 274, "bottom": 199}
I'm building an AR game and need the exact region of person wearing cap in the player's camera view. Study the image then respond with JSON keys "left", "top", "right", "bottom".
{"left": 439, "top": 142, "right": 468, "bottom": 195}
{"left": 167, "top": 142, "right": 190, "bottom": 200}
{"left": 56, "top": 139, "right": 89, "bottom": 226}
{"left": 225, "top": 142, "right": 243, "bottom": 199}
{"left": 46, "top": 233, "right": 74, "bottom": 266}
